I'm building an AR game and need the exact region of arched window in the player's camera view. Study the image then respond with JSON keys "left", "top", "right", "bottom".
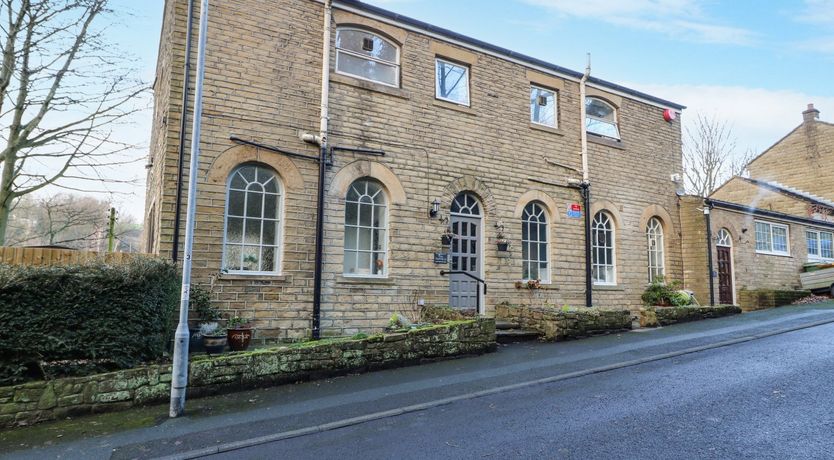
{"left": 592, "top": 211, "right": 616, "bottom": 285}
{"left": 717, "top": 228, "right": 732, "bottom": 247}
{"left": 451, "top": 192, "right": 481, "bottom": 215}
{"left": 222, "top": 164, "right": 282, "bottom": 274}
{"left": 585, "top": 97, "right": 620, "bottom": 140}
{"left": 344, "top": 178, "right": 388, "bottom": 277}
{"left": 522, "top": 202, "right": 549, "bottom": 282}
{"left": 335, "top": 27, "right": 400, "bottom": 87}
{"left": 646, "top": 217, "right": 665, "bottom": 282}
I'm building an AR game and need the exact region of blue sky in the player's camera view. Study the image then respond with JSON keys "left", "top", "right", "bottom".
{"left": 99, "top": 0, "right": 834, "bottom": 217}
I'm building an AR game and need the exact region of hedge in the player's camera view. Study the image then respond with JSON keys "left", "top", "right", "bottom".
{"left": 0, "top": 258, "right": 179, "bottom": 385}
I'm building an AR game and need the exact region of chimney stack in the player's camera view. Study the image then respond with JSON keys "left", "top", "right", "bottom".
{"left": 803, "top": 103, "right": 820, "bottom": 123}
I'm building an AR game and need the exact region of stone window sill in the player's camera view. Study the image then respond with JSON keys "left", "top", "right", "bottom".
{"left": 330, "top": 73, "right": 410, "bottom": 100}
{"left": 433, "top": 99, "right": 477, "bottom": 116}
{"left": 218, "top": 272, "right": 288, "bottom": 283}
{"left": 588, "top": 134, "right": 626, "bottom": 150}
{"left": 337, "top": 275, "right": 396, "bottom": 285}
{"left": 530, "top": 123, "right": 564, "bottom": 136}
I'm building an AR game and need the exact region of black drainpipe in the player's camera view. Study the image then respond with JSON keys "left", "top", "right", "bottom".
{"left": 704, "top": 199, "right": 715, "bottom": 305}
{"left": 311, "top": 144, "right": 326, "bottom": 340}
{"left": 582, "top": 183, "right": 593, "bottom": 308}
{"left": 171, "top": 0, "right": 196, "bottom": 263}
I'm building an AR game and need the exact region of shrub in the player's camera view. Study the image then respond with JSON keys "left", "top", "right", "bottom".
{"left": 0, "top": 258, "right": 179, "bottom": 384}
{"left": 190, "top": 285, "right": 218, "bottom": 322}
{"left": 641, "top": 277, "right": 691, "bottom": 307}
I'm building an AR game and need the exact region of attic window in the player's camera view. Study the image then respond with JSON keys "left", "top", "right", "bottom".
{"left": 335, "top": 27, "right": 400, "bottom": 87}
{"left": 585, "top": 97, "right": 620, "bottom": 140}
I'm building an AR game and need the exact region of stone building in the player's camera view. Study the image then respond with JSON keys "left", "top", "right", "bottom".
{"left": 682, "top": 105, "right": 834, "bottom": 308}
{"left": 145, "top": 0, "right": 688, "bottom": 339}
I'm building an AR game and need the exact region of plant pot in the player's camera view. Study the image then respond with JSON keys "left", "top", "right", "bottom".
{"left": 227, "top": 327, "right": 254, "bottom": 351}
{"left": 189, "top": 327, "right": 204, "bottom": 354}
{"left": 202, "top": 334, "right": 227, "bottom": 354}
{"left": 497, "top": 242, "right": 509, "bottom": 251}
{"left": 441, "top": 235, "right": 452, "bottom": 246}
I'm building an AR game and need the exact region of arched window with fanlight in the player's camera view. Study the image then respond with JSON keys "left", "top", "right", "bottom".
{"left": 522, "top": 202, "right": 549, "bottom": 282}
{"left": 585, "top": 97, "right": 620, "bottom": 140}
{"left": 592, "top": 211, "right": 616, "bottom": 285}
{"left": 344, "top": 178, "right": 388, "bottom": 277}
{"left": 646, "top": 217, "right": 665, "bottom": 282}
{"left": 222, "top": 164, "right": 283, "bottom": 274}
{"left": 335, "top": 27, "right": 400, "bottom": 87}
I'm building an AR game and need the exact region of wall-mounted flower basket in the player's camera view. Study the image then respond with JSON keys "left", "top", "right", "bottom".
{"left": 496, "top": 241, "right": 509, "bottom": 252}
{"left": 441, "top": 234, "right": 453, "bottom": 246}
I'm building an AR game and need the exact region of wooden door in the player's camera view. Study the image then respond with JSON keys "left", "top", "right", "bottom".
{"left": 717, "top": 246, "right": 734, "bottom": 305}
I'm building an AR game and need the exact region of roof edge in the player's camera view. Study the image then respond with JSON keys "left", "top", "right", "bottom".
{"left": 706, "top": 198, "right": 834, "bottom": 230}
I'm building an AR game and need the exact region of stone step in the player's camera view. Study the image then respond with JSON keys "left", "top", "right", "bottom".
{"left": 495, "top": 320, "right": 520, "bottom": 330}
{"left": 496, "top": 328, "right": 541, "bottom": 343}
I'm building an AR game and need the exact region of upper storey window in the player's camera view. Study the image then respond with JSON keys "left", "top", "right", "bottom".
{"left": 435, "top": 58, "right": 470, "bottom": 106}
{"left": 530, "top": 86, "right": 557, "bottom": 128}
{"left": 585, "top": 97, "right": 620, "bottom": 140}
{"left": 335, "top": 28, "right": 400, "bottom": 87}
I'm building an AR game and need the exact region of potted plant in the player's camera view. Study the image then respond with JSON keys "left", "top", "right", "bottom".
{"left": 189, "top": 285, "right": 217, "bottom": 353}
{"left": 200, "top": 322, "right": 227, "bottom": 354}
{"left": 226, "top": 316, "right": 255, "bottom": 351}
{"left": 496, "top": 230, "right": 510, "bottom": 252}
{"left": 440, "top": 226, "right": 454, "bottom": 246}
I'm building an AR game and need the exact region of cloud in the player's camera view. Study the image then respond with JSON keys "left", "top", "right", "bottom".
{"left": 625, "top": 83, "right": 834, "bottom": 153}
{"left": 522, "top": 0, "right": 756, "bottom": 45}
{"left": 796, "top": 0, "right": 834, "bottom": 24}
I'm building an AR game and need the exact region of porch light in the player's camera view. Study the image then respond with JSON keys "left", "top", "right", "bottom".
{"left": 430, "top": 198, "right": 441, "bottom": 218}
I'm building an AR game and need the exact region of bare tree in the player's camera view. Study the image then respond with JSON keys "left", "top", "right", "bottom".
{"left": 683, "top": 114, "right": 742, "bottom": 197}
{"left": 0, "top": 0, "right": 147, "bottom": 245}
{"left": 5, "top": 192, "right": 139, "bottom": 250}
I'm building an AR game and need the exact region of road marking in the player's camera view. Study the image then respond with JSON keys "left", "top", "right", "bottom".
{"left": 155, "top": 316, "right": 834, "bottom": 460}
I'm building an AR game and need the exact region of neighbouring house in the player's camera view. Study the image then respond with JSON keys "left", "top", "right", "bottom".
{"left": 682, "top": 105, "right": 834, "bottom": 308}
{"left": 145, "top": 0, "right": 688, "bottom": 339}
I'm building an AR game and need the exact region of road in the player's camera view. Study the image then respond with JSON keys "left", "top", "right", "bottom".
{"left": 208, "top": 321, "right": 834, "bottom": 459}
{"left": 4, "top": 302, "right": 834, "bottom": 459}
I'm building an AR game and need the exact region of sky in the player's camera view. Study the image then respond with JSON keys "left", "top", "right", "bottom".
{"left": 64, "top": 0, "right": 834, "bottom": 220}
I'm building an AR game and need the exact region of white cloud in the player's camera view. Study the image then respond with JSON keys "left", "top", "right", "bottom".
{"left": 522, "top": 0, "right": 755, "bottom": 45}
{"left": 796, "top": 0, "right": 834, "bottom": 24}
{"left": 627, "top": 83, "right": 834, "bottom": 154}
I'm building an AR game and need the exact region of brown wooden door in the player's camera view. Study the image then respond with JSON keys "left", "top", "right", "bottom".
{"left": 717, "top": 246, "right": 734, "bottom": 305}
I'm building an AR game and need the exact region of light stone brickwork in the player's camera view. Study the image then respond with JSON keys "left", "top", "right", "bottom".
{"left": 711, "top": 177, "right": 814, "bottom": 217}
{"left": 746, "top": 107, "right": 834, "bottom": 203}
{"left": 145, "top": 0, "right": 685, "bottom": 338}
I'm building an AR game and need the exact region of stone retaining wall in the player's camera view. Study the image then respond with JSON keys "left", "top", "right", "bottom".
{"left": 738, "top": 289, "right": 811, "bottom": 312}
{"left": 0, "top": 319, "right": 495, "bottom": 428}
{"left": 495, "top": 304, "right": 632, "bottom": 341}
{"left": 638, "top": 305, "right": 742, "bottom": 327}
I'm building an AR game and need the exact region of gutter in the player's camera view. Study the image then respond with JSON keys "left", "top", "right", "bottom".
{"left": 172, "top": 0, "right": 196, "bottom": 263}
{"left": 706, "top": 198, "right": 834, "bottom": 230}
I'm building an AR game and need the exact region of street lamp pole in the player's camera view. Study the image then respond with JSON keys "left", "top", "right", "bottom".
{"left": 169, "top": 0, "right": 209, "bottom": 418}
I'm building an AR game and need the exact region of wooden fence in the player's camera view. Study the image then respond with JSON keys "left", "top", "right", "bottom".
{"left": 0, "top": 247, "right": 151, "bottom": 267}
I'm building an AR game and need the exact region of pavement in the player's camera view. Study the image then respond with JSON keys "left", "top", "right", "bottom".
{"left": 3, "top": 301, "right": 834, "bottom": 459}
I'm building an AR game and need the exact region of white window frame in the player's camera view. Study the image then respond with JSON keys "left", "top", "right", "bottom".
{"left": 221, "top": 164, "right": 284, "bottom": 276}
{"left": 530, "top": 85, "right": 558, "bottom": 128}
{"left": 806, "top": 229, "right": 834, "bottom": 261}
{"left": 592, "top": 211, "right": 616, "bottom": 286}
{"left": 343, "top": 179, "right": 389, "bottom": 278}
{"left": 435, "top": 58, "right": 470, "bottom": 106}
{"left": 521, "top": 202, "right": 550, "bottom": 283}
{"left": 335, "top": 27, "right": 401, "bottom": 88}
{"left": 754, "top": 220, "right": 790, "bottom": 256}
{"left": 585, "top": 96, "right": 621, "bottom": 140}
{"left": 646, "top": 217, "right": 665, "bottom": 283}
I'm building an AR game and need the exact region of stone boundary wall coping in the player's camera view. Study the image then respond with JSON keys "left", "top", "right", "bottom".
{"left": 0, "top": 319, "right": 496, "bottom": 428}
{"left": 495, "top": 304, "right": 632, "bottom": 341}
{"left": 638, "top": 305, "right": 742, "bottom": 328}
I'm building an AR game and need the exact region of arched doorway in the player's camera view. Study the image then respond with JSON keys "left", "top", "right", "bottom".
{"left": 449, "top": 192, "right": 483, "bottom": 312}
{"left": 716, "top": 228, "right": 735, "bottom": 305}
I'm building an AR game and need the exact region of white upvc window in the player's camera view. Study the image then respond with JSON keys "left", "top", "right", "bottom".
{"left": 530, "top": 85, "right": 557, "bottom": 128}
{"left": 755, "top": 220, "right": 790, "bottom": 256}
{"left": 343, "top": 179, "right": 389, "bottom": 277}
{"left": 222, "top": 164, "right": 283, "bottom": 274}
{"left": 435, "top": 58, "right": 470, "bottom": 106}
{"left": 806, "top": 229, "right": 834, "bottom": 261}
{"left": 592, "top": 211, "right": 616, "bottom": 285}
{"left": 521, "top": 202, "right": 550, "bottom": 282}
{"left": 335, "top": 27, "right": 400, "bottom": 87}
{"left": 585, "top": 97, "right": 620, "bottom": 140}
{"left": 646, "top": 217, "right": 665, "bottom": 283}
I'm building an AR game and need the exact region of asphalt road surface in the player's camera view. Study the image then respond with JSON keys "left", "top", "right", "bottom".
{"left": 209, "top": 322, "right": 834, "bottom": 460}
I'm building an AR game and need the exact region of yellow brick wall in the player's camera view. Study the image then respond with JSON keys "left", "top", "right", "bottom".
{"left": 146, "top": 0, "right": 685, "bottom": 338}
